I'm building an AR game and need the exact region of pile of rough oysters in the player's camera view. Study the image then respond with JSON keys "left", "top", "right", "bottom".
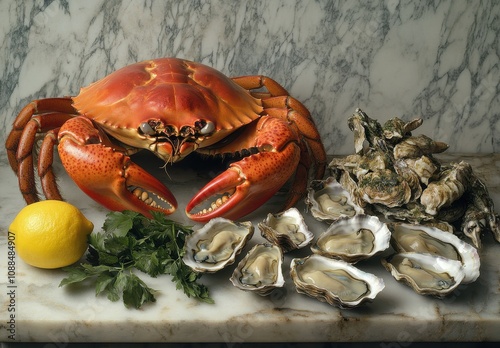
{"left": 328, "top": 108, "right": 499, "bottom": 249}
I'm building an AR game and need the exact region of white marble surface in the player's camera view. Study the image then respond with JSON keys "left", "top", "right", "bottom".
{"left": 0, "top": 154, "right": 499, "bottom": 343}
{"left": 0, "top": 0, "right": 499, "bottom": 158}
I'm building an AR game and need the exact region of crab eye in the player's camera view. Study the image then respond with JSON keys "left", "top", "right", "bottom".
{"left": 139, "top": 122, "right": 155, "bottom": 135}
{"left": 200, "top": 121, "right": 215, "bottom": 135}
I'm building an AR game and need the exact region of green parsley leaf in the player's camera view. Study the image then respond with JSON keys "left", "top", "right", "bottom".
{"left": 60, "top": 210, "right": 213, "bottom": 308}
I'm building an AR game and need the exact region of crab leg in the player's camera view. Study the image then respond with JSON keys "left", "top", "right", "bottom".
{"left": 6, "top": 97, "right": 76, "bottom": 173}
{"left": 186, "top": 115, "right": 301, "bottom": 222}
{"left": 232, "top": 75, "right": 326, "bottom": 179}
{"left": 57, "top": 116, "right": 177, "bottom": 217}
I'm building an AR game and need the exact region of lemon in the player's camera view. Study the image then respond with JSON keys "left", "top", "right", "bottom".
{"left": 9, "top": 200, "right": 94, "bottom": 269}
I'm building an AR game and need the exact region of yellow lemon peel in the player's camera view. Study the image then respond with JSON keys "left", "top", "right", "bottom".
{"left": 9, "top": 200, "right": 94, "bottom": 269}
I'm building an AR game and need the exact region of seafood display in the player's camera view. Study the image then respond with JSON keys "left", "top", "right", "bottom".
{"left": 182, "top": 218, "right": 254, "bottom": 273}
{"left": 258, "top": 208, "right": 314, "bottom": 252}
{"left": 310, "top": 214, "right": 391, "bottom": 263}
{"left": 230, "top": 243, "right": 285, "bottom": 296}
{"left": 290, "top": 254, "right": 385, "bottom": 308}
{"left": 329, "top": 108, "right": 500, "bottom": 249}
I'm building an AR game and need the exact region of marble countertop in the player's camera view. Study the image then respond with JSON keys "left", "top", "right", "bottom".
{"left": 1, "top": 153, "right": 499, "bottom": 343}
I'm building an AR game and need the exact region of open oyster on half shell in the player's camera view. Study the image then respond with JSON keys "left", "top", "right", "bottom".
{"left": 381, "top": 252, "right": 465, "bottom": 298}
{"left": 290, "top": 254, "right": 385, "bottom": 308}
{"left": 389, "top": 223, "right": 480, "bottom": 283}
{"left": 310, "top": 214, "right": 391, "bottom": 263}
{"left": 230, "top": 243, "right": 285, "bottom": 296}
{"left": 183, "top": 217, "right": 254, "bottom": 273}
{"left": 258, "top": 207, "right": 314, "bottom": 252}
{"left": 305, "top": 176, "right": 364, "bottom": 223}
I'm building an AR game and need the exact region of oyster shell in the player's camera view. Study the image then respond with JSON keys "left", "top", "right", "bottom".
{"left": 381, "top": 252, "right": 465, "bottom": 298}
{"left": 420, "top": 161, "right": 472, "bottom": 215}
{"left": 389, "top": 223, "right": 480, "bottom": 283}
{"left": 393, "top": 134, "right": 448, "bottom": 160}
{"left": 310, "top": 214, "right": 391, "bottom": 263}
{"left": 358, "top": 169, "right": 412, "bottom": 208}
{"left": 230, "top": 243, "right": 284, "bottom": 296}
{"left": 306, "top": 176, "right": 364, "bottom": 223}
{"left": 290, "top": 254, "right": 385, "bottom": 308}
{"left": 258, "top": 207, "right": 314, "bottom": 253}
{"left": 183, "top": 217, "right": 254, "bottom": 273}
{"left": 382, "top": 117, "right": 423, "bottom": 143}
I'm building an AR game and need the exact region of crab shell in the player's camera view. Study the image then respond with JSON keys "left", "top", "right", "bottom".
{"left": 258, "top": 207, "right": 314, "bottom": 253}
{"left": 388, "top": 223, "right": 480, "bottom": 283}
{"left": 182, "top": 217, "right": 254, "bottom": 273}
{"left": 229, "top": 243, "right": 285, "bottom": 296}
{"left": 290, "top": 254, "right": 385, "bottom": 308}
{"left": 305, "top": 176, "right": 364, "bottom": 223}
{"left": 310, "top": 214, "right": 391, "bottom": 263}
{"left": 381, "top": 252, "right": 465, "bottom": 298}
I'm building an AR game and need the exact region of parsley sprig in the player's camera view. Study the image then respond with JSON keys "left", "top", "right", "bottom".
{"left": 60, "top": 210, "right": 214, "bottom": 308}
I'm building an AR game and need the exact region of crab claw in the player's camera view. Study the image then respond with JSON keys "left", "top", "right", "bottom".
{"left": 58, "top": 117, "right": 177, "bottom": 217}
{"left": 186, "top": 142, "right": 301, "bottom": 222}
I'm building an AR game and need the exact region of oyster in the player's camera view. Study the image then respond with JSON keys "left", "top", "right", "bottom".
{"left": 402, "top": 155, "right": 440, "bottom": 186}
{"left": 230, "top": 243, "right": 284, "bottom": 296}
{"left": 305, "top": 176, "right": 364, "bottom": 223}
{"left": 461, "top": 172, "right": 500, "bottom": 248}
{"left": 311, "top": 214, "right": 391, "bottom": 263}
{"left": 420, "top": 161, "right": 472, "bottom": 215}
{"left": 358, "top": 169, "right": 412, "bottom": 208}
{"left": 381, "top": 252, "right": 465, "bottom": 298}
{"left": 183, "top": 217, "right": 254, "bottom": 273}
{"left": 290, "top": 254, "right": 385, "bottom": 308}
{"left": 382, "top": 117, "right": 423, "bottom": 143}
{"left": 258, "top": 208, "right": 314, "bottom": 252}
{"left": 393, "top": 134, "right": 448, "bottom": 160}
{"left": 389, "top": 223, "right": 480, "bottom": 283}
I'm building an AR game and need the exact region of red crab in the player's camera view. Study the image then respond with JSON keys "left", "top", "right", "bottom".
{"left": 6, "top": 58, "right": 326, "bottom": 222}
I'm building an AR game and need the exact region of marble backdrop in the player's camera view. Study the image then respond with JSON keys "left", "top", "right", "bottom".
{"left": 0, "top": 0, "right": 499, "bottom": 158}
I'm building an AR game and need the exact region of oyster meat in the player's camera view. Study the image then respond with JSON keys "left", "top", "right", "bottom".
{"left": 290, "top": 254, "right": 385, "bottom": 308}
{"left": 311, "top": 214, "right": 391, "bottom": 263}
{"left": 381, "top": 252, "right": 465, "bottom": 298}
{"left": 306, "top": 176, "right": 364, "bottom": 223}
{"left": 230, "top": 243, "right": 284, "bottom": 296}
{"left": 183, "top": 217, "right": 254, "bottom": 273}
{"left": 389, "top": 223, "right": 480, "bottom": 283}
{"left": 258, "top": 207, "right": 314, "bottom": 252}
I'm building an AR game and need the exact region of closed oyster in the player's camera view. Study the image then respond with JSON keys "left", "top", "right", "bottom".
{"left": 311, "top": 214, "right": 391, "bottom": 263}
{"left": 382, "top": 117, "right": 423, "bottom": 143}
{"left": 290, "top": 254, "right": 385, "bottom": 308}
{"left": 258, "top": 208, "right": 313, "bottom": 252}
{"left": 393, "top": 134, "right": 448, "bottom": 160}
{"left": 420, "top": 161, "right": 472, "bottom": 215}
{"left": 381, "top": 252, "right": 465, "bottom": 298}
{"left": 306, "top": 176, "right": 364, "bottom": 223}
{"left": 402, "top": 155, "right": 440, "bottom": 186}
{"left": 389, "top": 223, "right": 480, "bottom": 283}
{"left": 183, "top": 217, "right": 254, "bottom": 273}
{"left": 230, "top": 243, "right": 284, "bottom": 296}
{"left": 358, "top": 169, "right": 412, "bottom": 208}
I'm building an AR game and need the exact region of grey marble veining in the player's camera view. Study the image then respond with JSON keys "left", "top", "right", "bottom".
{"left": 0, "top": 0, "right": 499, "bottom": 158}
